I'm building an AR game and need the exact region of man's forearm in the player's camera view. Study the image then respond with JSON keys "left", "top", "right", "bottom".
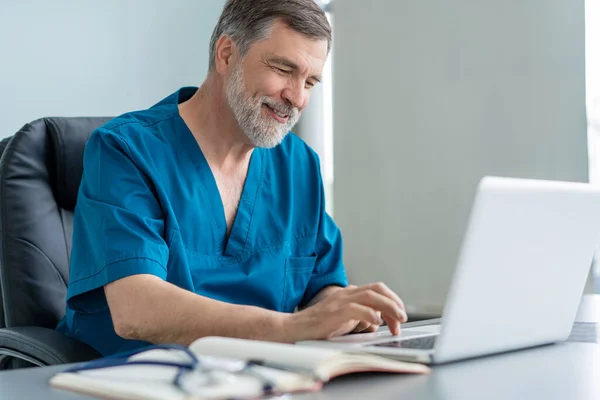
{"left": 105, "top": 274, "right": 292, "bottom": 346}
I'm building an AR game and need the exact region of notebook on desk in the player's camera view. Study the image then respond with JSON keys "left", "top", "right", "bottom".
{"left": 49, "top": 336, "right": 429, "bottom": 400}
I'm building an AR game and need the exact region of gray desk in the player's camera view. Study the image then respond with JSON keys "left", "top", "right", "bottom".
{"left": 1, "top": 296, "right": 598, "bottom": 400}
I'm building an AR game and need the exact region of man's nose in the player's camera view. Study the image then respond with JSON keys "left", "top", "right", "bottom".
{"left": 282, "top": 81, "right": 306, "bottom": 110}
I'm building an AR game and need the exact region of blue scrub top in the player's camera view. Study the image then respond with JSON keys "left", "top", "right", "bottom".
{"left": 56, "top": 87, "right": 348, "bottom": 356}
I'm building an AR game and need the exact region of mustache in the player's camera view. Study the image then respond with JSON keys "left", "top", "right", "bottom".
{"left": 261, "top": 97, "right": 299, "bottom": 118}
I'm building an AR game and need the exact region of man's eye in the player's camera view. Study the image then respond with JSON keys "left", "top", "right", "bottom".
{"left": 305, "top": 81, "right": 315, "bottom": 89}
{"left": 274, "top": 67, "right": 291, "bottom": 75}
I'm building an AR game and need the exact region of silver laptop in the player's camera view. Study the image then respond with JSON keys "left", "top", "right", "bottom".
{"left": 297, "top": 176, "right": 600, "bottom": 364}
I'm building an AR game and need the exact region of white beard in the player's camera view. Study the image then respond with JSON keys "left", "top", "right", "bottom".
{"left": 225, "top": 64, "right": 301, "bottom": 148}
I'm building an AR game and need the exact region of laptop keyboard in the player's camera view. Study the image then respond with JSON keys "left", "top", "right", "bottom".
{"left": 372, "top": 335, "right": 437, "bottom": 350}
{"left": 568, "top": 322, "right": 599, "bottom": 343}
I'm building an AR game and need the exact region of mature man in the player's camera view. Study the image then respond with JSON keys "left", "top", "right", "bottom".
{"left": 57, "top": 0, "right": 407, "bottom": 356}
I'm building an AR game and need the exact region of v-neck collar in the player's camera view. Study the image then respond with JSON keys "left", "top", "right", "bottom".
{"left": 170, "top": 87, "right": 265, "bottom": 262}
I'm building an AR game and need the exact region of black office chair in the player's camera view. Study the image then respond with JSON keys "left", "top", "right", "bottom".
{"left": 0, "top": 117, "right": 112, "bottom": 369}
{"left": 0, "top": 137, "right": 12, "bottom": 331}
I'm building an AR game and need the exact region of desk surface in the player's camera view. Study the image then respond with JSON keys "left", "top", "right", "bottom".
{"left": 1, "top": 295, "right": 598, "bottom": 400}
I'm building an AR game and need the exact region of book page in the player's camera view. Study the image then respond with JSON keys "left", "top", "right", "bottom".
{"left": 190, "top": 337, "right": 339, "bottom": 375}
{"left": 50, "top": 373, "right": 187, "bottom": 400}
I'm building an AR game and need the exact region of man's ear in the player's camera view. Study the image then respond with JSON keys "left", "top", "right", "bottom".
{"left": 214, "top": 35, "right": 237, "bottom": 74}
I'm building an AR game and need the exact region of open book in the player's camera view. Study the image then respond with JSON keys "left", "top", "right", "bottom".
{"left": 50, "top": 337, "right": 430, "bottom": 400}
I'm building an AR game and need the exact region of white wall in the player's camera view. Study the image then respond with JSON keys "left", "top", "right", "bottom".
{"left": 0, "top": 0, "right": 225, "bottom": 138}
{"left": 333, "top": 0, "right": 589, "bottom": 313}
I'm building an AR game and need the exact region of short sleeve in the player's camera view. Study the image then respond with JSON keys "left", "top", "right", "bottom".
{"left": 66, "top": 128, "right": 169, "bottom": 308}
{"left": 299, "top": 161, "right": 348, "bottom": 307}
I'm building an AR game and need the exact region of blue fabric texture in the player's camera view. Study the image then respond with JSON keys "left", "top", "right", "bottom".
{"left": 56, "top": 87, "right": 348, "bottom": 356}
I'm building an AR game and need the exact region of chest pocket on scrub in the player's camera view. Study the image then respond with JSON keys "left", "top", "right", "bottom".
{"left": 281, "top": 255, "right": 317, "bottom": 313}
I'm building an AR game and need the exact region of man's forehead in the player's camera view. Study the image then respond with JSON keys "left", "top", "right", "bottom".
{"left": 266, "top": 52, "right": 324, "bottom": 77}
{"left": 248, "top": 25, "right": 327, "bottom": 74}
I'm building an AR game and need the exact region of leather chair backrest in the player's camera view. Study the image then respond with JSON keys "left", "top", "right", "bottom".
{"left": 0, "top": 117, "right": 112, "bottom": 328}
{"left": 0, "top": 136, "right": 13, "bottom": 329}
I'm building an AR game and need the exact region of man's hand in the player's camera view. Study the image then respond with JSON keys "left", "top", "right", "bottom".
{"left": 351, "top": 310, "right": 382, "bottom": 333}
{"left": 285, "top": 282, "right": 407, "bottom": 341}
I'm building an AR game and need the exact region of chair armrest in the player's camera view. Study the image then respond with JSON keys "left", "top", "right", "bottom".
{"left": 0, "top": 326, "right": 101, "bottom": 367}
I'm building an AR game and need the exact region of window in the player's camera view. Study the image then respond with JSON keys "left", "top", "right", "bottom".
{"left": 323, "top": 8, "right": 334, "bottom": 215}
{"left": 301, "top": 0, "right": 334, "bottom": 214}
{"left": 587, "top": 0, "right": 600, "bottom": 182}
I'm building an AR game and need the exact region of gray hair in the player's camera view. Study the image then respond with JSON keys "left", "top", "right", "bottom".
{"left": 208, "top": 0, "right": 331, "bottom": 72}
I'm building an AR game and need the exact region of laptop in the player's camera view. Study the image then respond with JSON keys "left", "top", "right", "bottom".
{"left": 297, "top": 176, "right": 600, "bottom": 364}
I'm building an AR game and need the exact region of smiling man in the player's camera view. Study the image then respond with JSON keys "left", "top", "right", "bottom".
{"left": 57, "top": 0, "right": 408, "bottom": 356}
